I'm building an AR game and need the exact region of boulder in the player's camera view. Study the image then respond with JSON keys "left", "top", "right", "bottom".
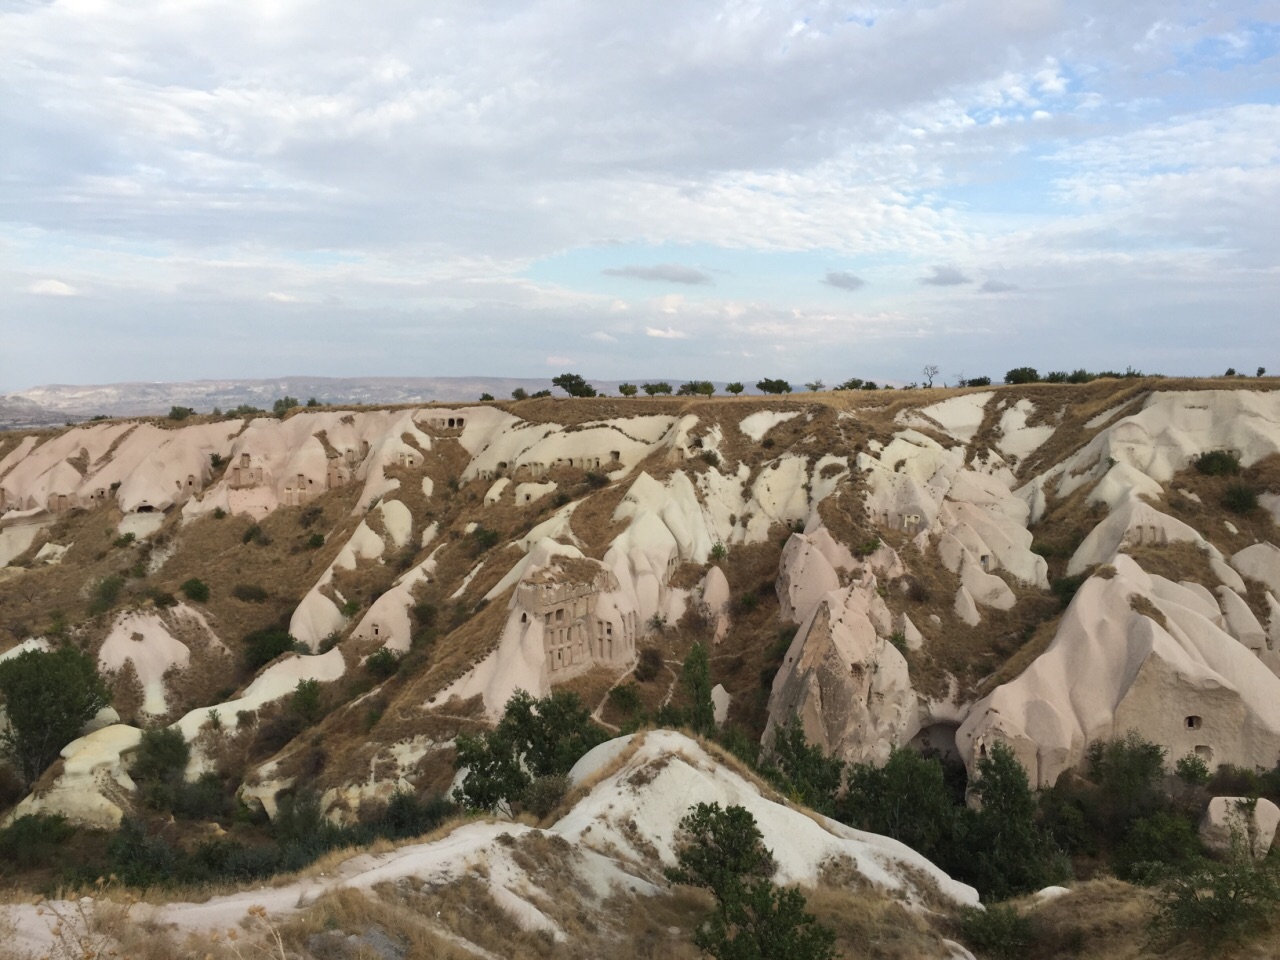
{"left": 1199, "top": 797, "right": 1280, "bottom": 858}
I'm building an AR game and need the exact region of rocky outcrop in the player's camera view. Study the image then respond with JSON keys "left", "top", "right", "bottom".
{"left": 1199, "top": 797, "right": 1280, "bottom": 858}
{"left": 764, "top": 579, "right": 914, "bottom": 766}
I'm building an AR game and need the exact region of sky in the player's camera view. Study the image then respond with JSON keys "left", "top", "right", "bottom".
{"left": 2, "top": 0, "right": 1279, "bottom": 390}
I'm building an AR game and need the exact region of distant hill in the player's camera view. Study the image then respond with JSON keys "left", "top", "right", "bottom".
{"left": 1, "top": 376, "right": 748, "bottom": 419}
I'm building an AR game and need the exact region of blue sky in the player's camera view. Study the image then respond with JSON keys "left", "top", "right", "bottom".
{"left": 1, "top": 1, "right": 1278, "bottom": 390}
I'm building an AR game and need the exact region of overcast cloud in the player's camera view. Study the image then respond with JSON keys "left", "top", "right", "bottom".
{"left": 1, "top": 0, "right": 1278, "bottom": 389}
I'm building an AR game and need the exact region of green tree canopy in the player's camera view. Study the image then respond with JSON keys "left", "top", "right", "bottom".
{"left": 643, "top": 381, "right": 673, "bottom": 395}
{"left": 755, "top": 378, "right": 792, "bottom": 394}
{"left": 0, "top": 647, "right": 110, "bottom": 786}
{"left": 618, "top": 383, "right": 638, "bottom": 397}
{"left": 272, "top": 396, "right": 299, "bottom": 416}
{"left": 551, "top": 373, "right": 598, "bottom": 397}
{"left": 725, "top": 382, "right": 745, "bottom": 395}
{"left": 453, "top": 689, "right": 607, "bottom": 812}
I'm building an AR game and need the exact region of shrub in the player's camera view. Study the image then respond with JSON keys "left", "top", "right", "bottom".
{"left": 242, "top": 628, "right": 300, "bottom": 671}
{"left": 306, "top": 532, "right": 325, "bottom": 549}
{"left": 906, "top": 578, "right": 931, "bottom": 603}
{"left": 888, "top": 631, "right": 908, "bottom": 655}
{"left": 272, "top": 396, "right": 299, "bottom": 416}
{"left": 371, "top": 790, "right": 455, "bottom": 840}
{"left": 168, "top": 406, "right": 194, "bottom": 421}
{"left": 180, "top": 577, "right": 210, "bottom": 602}
{"left": 0, "top": 646, "right": 110, "bottom": 786}
{"left": 88, "top": 574, "right": 126, "bottom": 615}
{"left": 1066, "top": 369, "right": 1093, "bottom": 383}
{"left": 298, "top": 505, "right": 323, "bottom": 527}
{"left": 843, "top": 749, "right": 957, "bottom": 867}
{"left": 700, "top": 450, "right": 721, "bottom": 468}
{"left": 585, "top": 471, "right": 609, "bottom": 488}
{"left": 290, "top": 679, "right": 324, "bottom": 723}
{"left": 1223, "top": 483, "right": 1259, "bottom": 514}
{"left": 1044, "top": 370, "right": 1068, "bottom": 383}
{"left": 478, "top": 392, "right": 494, "bottom": 401}
{"left": 1113, "top": 810, "right": 1203, "bottom": 884}
{"left": 212, "top": 506, "right": 226, "bottom": 519}
{"left": 959, "top": 904, "right": 1033, "bottom": 960}
{"left": 132, "top": 727, "right": 189, "bottom": 784}
{"left": 617, "top": 383, "right": 637, "bottom": 397}
{"left": 241, "top": 523, "right": 268, "bottom": 545}
{"left": 635, "top": 647, "right": 664, "bottom": 682}
{"left": 1194, "top": 449, "right": 1241, "bottom": 476}
{"left": 232, "top": 583, "right": 268, "bottom": 603}
{"left": 1085, "top": 732, "right": 1167, "bottom": 841}
{"left": 151, "top": 590, "right": 177, "bottom": 608}
{"left": 471, "top": 526, "right": 500, "bottom": 552}
{"left": 834, "top": 377, "right": 864, "bottom": 390}
{"left": 1175, "top": 752, "right": 1211, "bottom": 786}
{"left": 0, "top": 813, "right": 74, "bottom": 870}
{"left": 365, "top": 647, "right": 401, "bottom": 680}
{"left": 1149, "top": 837, "right": 1280, "bottom": 949}
{"left": 964, "top": 375, "right": 992, "bottom": 387}
{"left": 107, "top": 818, "right": 178, "bottom": 887}
{"left": 522, "top": 774, "right": 570, "bottom": 818}
{"left": 1004, "top": 367, "right": 1040, "bottom": 384}
{"left": 709, "top": 541, "right": 728, "bottom": 562}
{"left": 113, "top": 531, "right": 136, "bottom": 548}
{"left": 764, "top": 720, "right": 844, "bottom": 816}
{"left": 607, "top": 682, "right": 642, "bottom": 716}
{"left": 642, "top": 381, "right": 673, "bottom": 396}
{"left": 1051, "top": 573, "right": 1088, "bottom": 609}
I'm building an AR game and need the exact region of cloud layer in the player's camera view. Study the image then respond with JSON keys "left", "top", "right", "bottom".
{"left": 1, "top": 0, "right": 1277, "bottom": 387}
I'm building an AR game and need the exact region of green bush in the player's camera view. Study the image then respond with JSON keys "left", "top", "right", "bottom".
{"left": 642, "top": 381, "right": 673, "bottom": 396}
{"left": 1194, "top": 449, "right": 1241, "bottom": 476}
{"left": 88, "top": 574, "right": 126, "bottom": 615}
{"left": 709, "top": 541, "right": 728, "bottom": 562}
{"left": 232, "top": 583, "right": 268, "bottom": 603}
{"left": 241, "top": 523, "right": 269, "bottom": 545}
{"left": 113, "top": 532, "right": 136, "bottom": 548}
{"left": 453, "top": 689, "right": 606, "bottom": 812}
{"left": 471, "top": 526, "right": 500, "bottom": 552}
{"left": 306, "top": 532, "right": 325, "bottom": 549}
{"left": 682, "top": 642, "right": 715, "bottom": 736}
{"left": 843, "top": 748, "right": 957, "bottom": 868}
{"left": 0, "top": 646, "right": 110, "bottom": 785}
{"left": 1223, "top": 483, "right": 1259, "bottom": 514}
{"left": 1175, "top": 753, "right": 1211, "bottom": 786}
{"left": 959, "top": 904, "right": 1033, "bottom": 960}
{"left": 151, "top": 590, "right": 178, "bottom": 608}
{"left": 764, "top": 720, "right": 843, "bottom": 816}
{"left": 725, "top": 382, "right": 744, "bottom": 395}
{"left": 522, "top": 774, "right": 570, "bottom": 818}
{"left": 677, "top": 380, "right": 716, "bottom": 396}
{"left": 1149, "top": 839, "right": 1280, "bottom": 949}
{"left": 1113, "top": 810, "right": 1203, "bottom": 884}
{"left": 755, "top": 378, "right": 792, "bottom": 395}
{"left": 272, "top": 396, "right": 299, "bottom": 416}
{"left": 242, "top": 628, "right": 300, "bottom": 671}
{"left": 635, "top": 647, "right": 664, "bottom": 682}
{"left": 0, "top": 813, "right": 74, "bottom": 870}
{"left": 607, "top": 682, "right": 642, "bottom": 716}
{"left": 1004, "top": 367, "right": 1040, "bottom": 384}
{"left": 1086, "top": 733, "right": 1168, "bottom": 841}
{"left": 290, "top": 679, "right": 324, "bottom": 723}
{"left": 132, "top": 727, "right": 189, "bottom": 784}
{"left": 668, "top": 802, "right": 836, "bottom": 960}
{"left": 168, "top": 406, "right": 194, "bottom": 421}
{"left": 180, "top": 578, "right": 210, "bottom": 602}
{"left": 365, "top": 648, "right": 401, "bottom": 680}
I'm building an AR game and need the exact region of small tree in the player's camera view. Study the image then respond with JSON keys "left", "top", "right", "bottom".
{"left": 0, "top": 647, "right": 111, "bottom": 786}
{"left": 1225, "top": 367, "right": 1237, "bottom": 377}
{"left": 453, "top": 689, "right": 606, "bottom": 813}
{"left": 922, "top": 364, "right": 939, "bottom": 387}
{"left": 479, "top": 392, "right": 495, "bottom": 401}
{"left": 306, "top": 397, "right": 320, "bottom": 407}
{"left": 765, "top": 720, "right": 843, "bottom": 816}
{"left": 551, "top": 373, "right": 597, "bottom": 397}
{"left": 643, "top": 381, "right": 673, "bottom": 396}
{"left": 272, "top": 396, "right": 299, "bottom": 416}
{"left": 668, "top": 803, "right": 836, "bottom": 960}
{"left": 755, "top": 378, "right": 792, "bottom": 394}
{"left": 168, "top": 405, "right": 194, "bottom": 421}
{"left": 834, "top": 377, "right": 863, "bottom": 391}
{"left": 618, "top": 383, "right": 638, "bottom": 397}
{"left": 290, "top": 679, "right": 324, "bottom": 724}
{"left": 511, "top": 387, "right": 529, "bottom": 400}
{"left": 1004, "top": 367, "right": 1040, "bottom": 384}
{"left": 1258, "top": 367, "right": 1267, "bottom": 378}
{"left": 677, "top": 380, "right": 716, "bottom": 396}
{"left": 725, "top": 382, "right": 745, "bottom": 395}
{"left": 683, "top": 642, "right": 715, "bottom": 736}
{"left": 804, "top": 380, "right": 824, "bottom": 392}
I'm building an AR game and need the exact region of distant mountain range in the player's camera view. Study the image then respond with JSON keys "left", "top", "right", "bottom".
{"left": 1, "top": 376, "right": 737, "bottom": 425}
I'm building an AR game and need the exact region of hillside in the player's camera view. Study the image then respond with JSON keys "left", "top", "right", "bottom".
{"left": 1, "top": 378, "right": 1279, "bottom": 959}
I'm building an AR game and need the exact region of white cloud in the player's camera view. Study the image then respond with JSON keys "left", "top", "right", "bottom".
{"left": 588, "top": 330, "right": 617, "bottom": 342}
{"left": 645, "top": 326, "right": 690, "bottom": 340}
{"left": 26, "top": 279, "right": 77, "bottom": 297}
